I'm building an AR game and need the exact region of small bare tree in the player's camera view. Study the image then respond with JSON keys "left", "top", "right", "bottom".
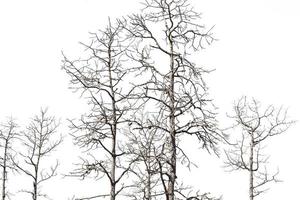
{"left": 126, "top": 111, "right": 165, "bottom": 200}
{"left": 62, "top": 19, "right": 137, "bottom": 200}
{"left": 224, "top": 96, "right": 294, "bottom": 200}
{"left": 126, "top": 113, "right": 219, "bottom": 200}
{"left": 12, "top": 109, "right": 62, "bottom": 200}
{"left": 123, "top": 0, "right": 222, "bottom": 199}
{"left": 0, "top": 118, "right": 18, "bottom": 200}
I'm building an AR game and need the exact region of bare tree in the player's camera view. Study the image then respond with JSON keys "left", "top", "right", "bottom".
{"left": 123, "top": 0, "right": 222, "bottom": 199}
{"left": 224, "top": 96, "right": 294, "bottom": 200}
{"left": 12, "top": 109, "right": 62, "bottom": 200}
{"left": 125, "top": 111, "right": 165, "bottom": 200}
{"left": 62, "top": 19, "right": 137, "bottom": 200}
{"left": 126, "top": 114, "right": 218, "bottom": 200}
{"left": 0, "top": 118, "right": 18, "bottom": 200}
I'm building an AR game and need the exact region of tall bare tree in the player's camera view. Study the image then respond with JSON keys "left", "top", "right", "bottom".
{"left": 123, "top": 0, "right": 222, "bottom": 199}
{"left": 0, "top": 118, "right": 18, "bottom": 200}
{"left": 12, "top": 109, "right": 62, "bottom": 200}
{"left": 224, "top": 96, "right": 294, "bottom": 200}
{"left": 62, "top": 19, "right": 137, "bottom": 200}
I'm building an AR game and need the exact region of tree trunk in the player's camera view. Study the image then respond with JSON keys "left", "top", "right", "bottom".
{"left": 108, "top": 44, "right": 117, "bottom": 200}
{"left": 146, "top": 150, "right": 151, "bottom": 200}
{"left": 33, "top": 181, "right": 37, "bottom": 200}
{"left": 33, "top": 162, "right": 39, "bottom": 200}
{"left": 167, "top": 35, "right": 176, "bottom": 200}
{"left": 110, "top": 128, "right": 116, "bottom": 200}
{"left": 146, "top": 170, "right": 151, "bottom": 200}
{"left": 2, "top": 140, "right": 8, "bottom": 200}
{"left": 249, "top": 135, "right": 254, "bottom": 200}
{"left": 110, "top": 141, "right": 116, "bottom": 200}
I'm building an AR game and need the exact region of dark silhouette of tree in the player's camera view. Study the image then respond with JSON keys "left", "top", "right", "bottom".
{"left": 62, "top": 19, "right": 138, "bottom": 200}
{"left": 125, "top": 111, "right": 165, "bottom": 200}
{"left": 224, "top": 96, "right": 294, "bottom": 200}
{"left": 12, "top": 109, "right": 62, "bottom": 200}
{"left": 0, "top": 118, "right": 18, "bottom": 200}
{"left": 123, "top": 0, "right": 223, "bottom": 199}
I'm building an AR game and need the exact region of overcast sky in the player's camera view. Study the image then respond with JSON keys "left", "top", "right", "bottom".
{"left": 0, "top": 0, "right": 299, "bottom": 199}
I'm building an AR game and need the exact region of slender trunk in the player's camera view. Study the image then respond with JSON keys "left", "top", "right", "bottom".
{"left": 110, "top": 125, "right": 116, "bottom": 200}
{"left": 33, "top": 179, "right": 37, "bottom": 200}
{"left": 32, "top": 161, "right": 38, "bottom": 200}
{"left": 146, "top": 173, "right": 151, "bottom": 200}
{"left": 2, "top": 140, "right": 8, "bottom": 200}
{"left": 110, "top": 132, "right": 116, "bottom": 200}
{"left": 146, "top": 150, "right": 151, "bottom": 200}
{"left": 108, "top": 43, "right": 117, "bottom": 200}
{"left": 249, "top": 135, "right": 254, "bottom": 200}
{"left": 167, "top": 35, "right": 176, "bottom": 200}
{"left": 33, "top": 157, "right": 40, "bottom": 200}
{"left": 33, "top": 126, "right": 43, "bottom": 200}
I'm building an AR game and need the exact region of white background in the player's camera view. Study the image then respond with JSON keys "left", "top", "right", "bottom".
{"left": 0, "top": 0, "right": 299, "bottom": 199}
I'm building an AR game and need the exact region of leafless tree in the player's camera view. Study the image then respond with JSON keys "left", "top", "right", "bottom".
{"left": 125, "top": 111, "right": 165, "bottom": 200}
{"left": 12, "top": 108, "right": 62, "bottom": 200}
{"left": 126, "top": 113, "right": 219, "bottom": 200}
{"left": 224, "top": 96, "right": 294, "bottom": 200}
{"left": 0, "top": 118, "right": 18, "bottom": 200}
{"left": 62, "top": 19, "right": 138, "bottom": 200}
{"left": 123, "top": 0, "right": 222, "bottom": 199}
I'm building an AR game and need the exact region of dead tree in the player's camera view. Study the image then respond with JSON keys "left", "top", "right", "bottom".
{"left": 125, "top": 111, "right": 165, "bottom": 200}
{"left": 62, "top": 19, "right": 137, "bottom": 200}
{"left": 126, "top": 113, "right": 218, "bottom": 200}
{"left": 123, "top": 0, "right": 222, "bottom": 199}
{"left": 127, "top": 129, "right": 162, "bottom": 200}
{"left": 12, "top": 109, "right": 62, "bottom": 200}
{"left": 0, "top": 118, "right": 18, "bottom": 200}
{"left": 224, "top": 96, "right": 294, "bottom": 200}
